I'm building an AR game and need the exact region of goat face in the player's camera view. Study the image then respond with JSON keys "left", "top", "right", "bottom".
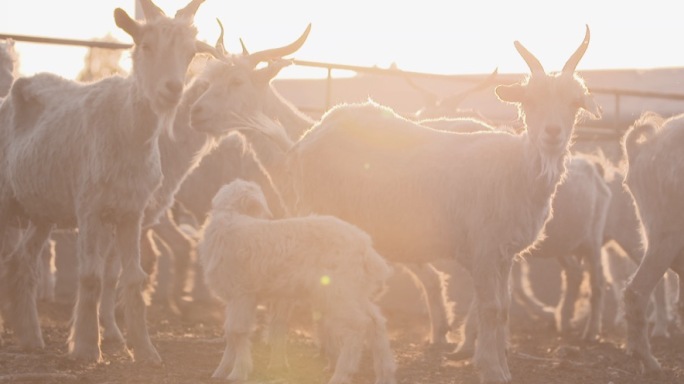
{"left": 212, "top": 179, "right": 273, "bottom": 219}
{"left": 189, "top": 61, "right": 263, "bottom": 136}
{"left": 189, "top": 59, "right": 291, "bottom": 138}
{"left": 495, "top": 26, "right": 600, "bottom": 157}
{"left": 517, "top": 74, "right": 595, "bottom": 155}
{"left": 189, "top": 23, "right": 310, "bottom": 137}
{"left": 114, "top": 0, "right": 211, "bottom": 114}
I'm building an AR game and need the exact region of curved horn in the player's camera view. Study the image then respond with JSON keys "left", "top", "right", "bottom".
{"left": 175, "top": 0, "right": 204, "bottom": 21}
{"left": 562, "top": 25, "right": 590, "bottom": 74}
{"left": 441, "top": 67, "right": 499, "bottom": 109}
{"left": 215, "top": 18, "right": 228, "bottom": 56}
{"left": 138, "top": 0, "right": 165, "bottom": 20}
{"left": 514, "top": 40, "right": 544, "bottom": 75}
{"left": 239, "top": 38, "right": 250, "bottom": 55}
{"left": 247, "top": 23, "right": 312, "bottom": 68}
{"left": 402, "top": 74, "right": 439, "bottom": 107}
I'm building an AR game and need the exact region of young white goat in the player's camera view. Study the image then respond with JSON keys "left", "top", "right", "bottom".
{"left": 0, "top": 0, "right": 212, "bottom": 363}
{"left": 192, "top": 26, "right": 600, "bottom": 384}
{"left": 621, "top": 111, "right": 684, "bottom": 373}
{"left": 198, "top": 179, "right": 396, "bottom": 384}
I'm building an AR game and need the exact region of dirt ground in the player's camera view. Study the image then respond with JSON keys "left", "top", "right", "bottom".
{"left": 1, "top": 295, "right": 683, "bottom": 384}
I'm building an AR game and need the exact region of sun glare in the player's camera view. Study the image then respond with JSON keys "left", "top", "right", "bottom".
{"left": 0, "top": 0, "right": 682, "bottom": 79}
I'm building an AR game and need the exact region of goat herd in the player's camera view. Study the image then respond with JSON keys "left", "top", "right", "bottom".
{"left": 0, "top": 1, "right": 683, "bottom": 383}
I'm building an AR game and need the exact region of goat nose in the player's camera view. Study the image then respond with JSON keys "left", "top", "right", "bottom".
{"left": 545, "top": 125, "right": 561, "bottom": 137}
{"left": 165, "top": 81, "right": 183, "bottom": 97}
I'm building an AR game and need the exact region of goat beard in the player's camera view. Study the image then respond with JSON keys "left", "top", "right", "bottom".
{"left": 537, "top": 149, "right": 570, "bottom": 187}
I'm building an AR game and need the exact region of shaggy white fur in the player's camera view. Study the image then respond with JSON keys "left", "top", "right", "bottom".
{"left": 198, "top": 179, "right": 396, "bottom": 384}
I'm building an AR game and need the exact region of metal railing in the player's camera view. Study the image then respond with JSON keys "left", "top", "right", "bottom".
{"left": 2, "top": 32, "right": 684, "bottom": 141}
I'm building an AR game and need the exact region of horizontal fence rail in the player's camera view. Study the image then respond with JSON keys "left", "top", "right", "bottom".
{"left": 2, "top": 33, "right": 684, "bottom": 142}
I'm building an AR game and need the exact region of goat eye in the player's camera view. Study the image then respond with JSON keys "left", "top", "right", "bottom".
{"left": 140, "top": 44, "right": 152, "bottom": 53}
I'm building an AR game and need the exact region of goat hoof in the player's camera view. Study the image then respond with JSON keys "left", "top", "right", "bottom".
{"left": 445, "top": 348, "right": 473, "bottom": 361}
{"left": 132, "top": 347, "right": 162, "bottom": 366}
{"left": 68, "top": 346, "right": 103, "bottom": 364}
{"left": 374, "top": 378, "right": 398, "bottom": 384}
{"left": 642, "top": 357, "right": 663, "bottom": 374}
{"left": 19, "top": 337, "right": 46, "bottom": 351}
{"left": 480, "top": 376, "right": 511, "bottom": 384}
{"left": 650, "top": 327, "right": 670, "bottom": 339}
{"left": 101, "top": 337, "right": 127, "bottom": 355}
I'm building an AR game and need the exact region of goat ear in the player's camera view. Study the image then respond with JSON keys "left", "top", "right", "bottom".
{"left": 240, "top": 195, "right": 270, "bottom": 218}
{"left": 254, "top": 59, "right": 292, "bottom": 84}
{"left": 495, "top": 83, "right": 525, "bottom": 103}
{"left": 581, "top": 94, "right": 602, "bottom": 119}
{"left": 114, "top": 8, "right": 142, "bottom": 41}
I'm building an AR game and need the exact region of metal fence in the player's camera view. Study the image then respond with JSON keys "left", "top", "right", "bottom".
{"left": 2, "top": 32, "right": 684, "bottom": 142}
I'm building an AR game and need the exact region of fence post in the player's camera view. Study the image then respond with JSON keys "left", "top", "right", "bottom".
{"left": 325, "top": 67, "right": 333, "bottom": 111}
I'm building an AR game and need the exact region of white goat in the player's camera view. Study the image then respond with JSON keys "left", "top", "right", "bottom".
{"left": 601, "top": 161, "right": 671, "bottom": 338}
{"left": 0, "top": 0, "right": 212, "bottom": 363}
{"left": 621, "top": 111, "right": 684, "bottom": 373}
{"left": 198, "top": 179, "right": 396, "bottom": 384}
{"left": 193, "top": 26, "right": 600, "bottom": 383}
{"left": 510, "top": 155, "right": 610, "bottom": 340}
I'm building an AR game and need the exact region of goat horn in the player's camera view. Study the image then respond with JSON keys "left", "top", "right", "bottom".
{"left": 175, "top": 0, "right": 204, "bottom": 21}
{"left": 441, "top": 67, "right": 499, "bottom": 109}
{"left": 247, "top": 23, "right": 311, "bottom": 68}
{"left": 402, "top": 74, "right": 439, "bottom": 107}
{"left": 562, "top": 25, "right": 590, "bottom": 74}
{"left": 137, "top": 0, "right": 166, "bottom": 20}
{"left": 214, "top": 18, "right": 228, "bottom": 56}
{"left": 514, "top": 40, "right": 544, "bottom": 75}
{"left": 239, "top": 38, "right": 250, "bottom": 55}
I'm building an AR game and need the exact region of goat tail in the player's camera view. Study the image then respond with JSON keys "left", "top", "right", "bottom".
{"left": 623, "top": 111, "right": 662, "bottom": 162}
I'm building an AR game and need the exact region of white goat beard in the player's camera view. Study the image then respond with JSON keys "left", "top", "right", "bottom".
{"left": 160, "top": 110, "right": 178, "bottom": 141}
{"left": 537, "top": 151, "right": 565, "bottom": 186}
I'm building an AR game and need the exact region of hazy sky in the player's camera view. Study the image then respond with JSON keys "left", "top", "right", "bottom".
{"left": 1, "top": 0, "right": 682, "bottom": 79}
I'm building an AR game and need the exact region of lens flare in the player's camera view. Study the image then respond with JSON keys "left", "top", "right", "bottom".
{"left": 320, "top": 275, "right": 331, "bottom": 286}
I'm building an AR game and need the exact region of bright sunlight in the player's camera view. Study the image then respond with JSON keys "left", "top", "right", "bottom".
{"left": 1, "top": 0, "right": 682, "bottom": 79}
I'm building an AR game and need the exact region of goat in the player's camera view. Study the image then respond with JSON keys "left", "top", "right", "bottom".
{"left": 510, "top": 155, "right": 610, "bottom": 340}
{"left": 0, "top": 0, "right": 213, "bottom": 363}
{"left": 198, "top": 179, "right": 396, "bottom": 384}
{"left": 621, "top": 111, "right": 684, "bottom": 373}
{"left": 601, "top": 160, "right": 672, "bottom": 338}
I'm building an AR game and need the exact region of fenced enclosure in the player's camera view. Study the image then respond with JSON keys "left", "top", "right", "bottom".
{"left": 1, "top": 29, "right": 684, "bottom": 384}
{"left": 2, "top": 31, "right": 684, "bottom": 143}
